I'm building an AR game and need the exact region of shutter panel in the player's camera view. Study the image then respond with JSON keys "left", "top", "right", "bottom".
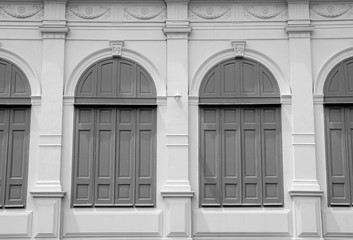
{"left": 94, "top": 108, "right": 116, "bottom": 206}
{"left": 5, "top": 108, "right": 30, "bottom": 207}
{"left": 135, "top": 108, "right": 155, "bottom": 206}
{"left": 261, "top": 107, "right": 283, "bottom": 206}
{"left": 325, "top": 106, "right": 351, "bottom": 205}
{"left": 241, "top": 108, "right": 262, "bottom": 205}
{"left": 346, "top": 107, "right": 353, "bottom": 205}
{"left": 0, "top": 108, "right": 9, "bottom": 207}
{"left": 221, "top": 108, "right": 241, "bottom": 206}
{"left": 72, "top": 108, "right": 95, "bottom": 206}
{"left": 115, "top": 109, "right": 135, "bottom": 206}
{"left": 200, "top": 108, "right": 221, "bottom": 206}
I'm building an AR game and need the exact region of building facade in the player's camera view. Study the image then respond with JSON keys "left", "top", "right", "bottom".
{"left": 0, "top": 0, "right": 353, "bottom": 239}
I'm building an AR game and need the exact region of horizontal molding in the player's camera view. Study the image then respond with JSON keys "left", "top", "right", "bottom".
{"left": 30, "top": 191, "right": 66, "bottom": 198}
{"left": 161, "top": 191, "right": 194, "bottom": 198}
{"left": 289, "top": 190, "right": 324, "bottom": 197}
{"left": 292, "top": 133, "right": 315, "bottom": 145}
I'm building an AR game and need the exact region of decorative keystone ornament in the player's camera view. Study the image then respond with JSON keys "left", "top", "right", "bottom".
{"left": 110, "top": 40, "right": 124, "bottom": 57}
{"left": 232, "top": 40, "right": 246, "bottom": 58}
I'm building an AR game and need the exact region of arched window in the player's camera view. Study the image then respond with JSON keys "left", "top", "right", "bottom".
{"left": 324, "top": 57, "right": 353, "bottom": 206}
{"left": 199, "top": 58, "right": 283, "bottom": 207}
{"left": 72, "top": 58, "right": 156, "bottom": 207}
{"left": 0, "top": 59, "right": 31, "bottom": 208}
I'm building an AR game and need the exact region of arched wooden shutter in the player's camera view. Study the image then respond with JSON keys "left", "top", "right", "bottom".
{"left": 0, "top": 59, "right": 31, "bottom": 208}
{"left": 199, "top": 58, "right": 283, "bottom": 207}
{"left": 324, "top": 57, "right": 353, "bottom": 206}
{"left": 72, "top": 58, "right": 156, "bottom": 207}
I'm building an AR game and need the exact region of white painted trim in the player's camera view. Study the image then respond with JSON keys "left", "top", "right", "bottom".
{"left": 64, "top": 46, "right": 166, "bottom": 97}
{"left": 314, "top": 46, "right": 353, "bottom": 95}
{"left": 0, "top": 47, "right": 41, "bottom": 97}
{"left": 189, "top": 47, "right": 290, "bottom": 97}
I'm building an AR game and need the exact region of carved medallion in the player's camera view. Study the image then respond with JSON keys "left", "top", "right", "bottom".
{"left": 189, "top": 6, "right": 231, "bottom": 20}
{"left": 67, "top": 5, "right": 111, "bottom": 20}
{"left": 0, "top": 4, "right": 43, "bottom": 19}
{"left": 123, "top": 6, "right": 166, "bottom": 20}
{"left": 310, "top": 4, "right": 352, "bottom": 18}
{"left": 243, "top": 4, "right": 287, "bottom": 19}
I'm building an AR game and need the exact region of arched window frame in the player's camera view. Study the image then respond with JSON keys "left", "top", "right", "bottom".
{"left": 324, "top": 56, "right": 353, "bottom": 206}
{"left": 72, "top": 57, "right": 157, "bottom": 207}
{"left": 199, "top": 57, "right": 283, "bottom": 207}
{"left": 0, "top": 58, "right": 31, "bottom": 208}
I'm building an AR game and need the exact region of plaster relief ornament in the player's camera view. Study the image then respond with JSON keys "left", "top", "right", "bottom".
{"left": 243, "top": 4, "right": 286, "bottom": 19}
{"left": 310, "top": 4, "right": 352, "bottom": 18}
{"left": 189, "top": 6, "right": 231, "bottom": 20}
{"left": 123, "top": 6, "right": 166, "bottom": 20}
{"left": 0, "top": 4, "right": 43, "bottom": 19}
{"left": 67, "top": 5, "right": 111, "bottom": 20}
{"left": 232, "top": 41, "right": 246, "bottom": 58}
{"left": 110, "top": 41, "right": 124, "bottom": 58}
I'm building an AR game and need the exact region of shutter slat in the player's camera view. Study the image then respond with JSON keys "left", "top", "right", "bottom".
{"left": 261, "top": 107, "right": 283, "bottom": 206}
{"left": 72, "top": 108, "right": 95, "bottom": 206}
{"left": 135, "top": 108, "right": 155, "bottom": 206}
{"left": 94, "top": 108, "right": 115, "bottom": 206}
{"left": 5, "top": 108, "right": 30, "bottom": 207}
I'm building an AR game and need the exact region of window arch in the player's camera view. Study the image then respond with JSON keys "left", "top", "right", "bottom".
{"left": 0, "top": 58, "right": 31, "bottom": 208}
{"left": 72, "top": 57, "right": 156, "bottom": 207}
{"left": 199, "top": 58, "right": 283, "bottom": 207}
{"left": 324, "top": 56, "right": 353, "bottom": 206}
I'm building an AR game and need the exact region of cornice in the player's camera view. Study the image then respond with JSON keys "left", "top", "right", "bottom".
{"left": 165, "top": 0, "right": 190, "bottom": 3}
{"left": 31, "top": 191, "right": 66, "bottom": 198}
{"left": 161, "top": 191, "right": 194, "bottom": 198}
{"left": 289, "top": 190, "right": 324, "bottom": 197}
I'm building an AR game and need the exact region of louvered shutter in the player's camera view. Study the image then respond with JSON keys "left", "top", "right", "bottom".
{"left": 135, "top": 108, "right": 156, "bottom": 206}
{"left": 94, "top": 108, "right": 116, "bottom": 206}
{"left": 5, "top": 108, "right": 30, "bottom": 207}
{"left": 72, "top": 108, "right": 95, "bottom": 206}
{"left": 221, "top": 108, "right": 241, "bottom": 206}
{"left": 0, "top": 108, "right": 9, "bottom": 207}
{"left": 200, "top": 108, "right": 221, "bottom": 206}
{"left": 241, "top": 108, "right": 262, "bottom": 205}
{"left": 325, "top": 106, "right": 351, "bottom": 205}
{"left": 347, "top": 107, "right": 353, "bottom": 205}
{"left": 261, "top": 107, "right": 283, "bottom": 205}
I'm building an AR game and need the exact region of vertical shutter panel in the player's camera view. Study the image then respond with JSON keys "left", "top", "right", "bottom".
{"left": 200, "top": 108, "right": 221, "bottom": 206}
{"left": 5, "top": 108, "right": 30, "bottom": 207}
{"left": 345, "top": 107, "right": 353, "bottom": 205}
{"left": 115, "top": 109, "right": 135, "bottom": 206}
{"left": 241, "top": 108, "right": 262, "bottom": 205}
{"left": 0, "top": 108, "right": 9, "bottom": 207}
{"left": 94, "top": 108, "right": 115, "bottom": 206}
{"left": 261, "top": 107, "right": 283, "bottom": 205}
{"left": 221, "top": 108, "right": 241, "bottom": 206}
{"left": 325, "top": 106, "right": 351, "bottom": 205}
{"left": 72, "top": 108, "right": 95, "bottom": 206}
{"left": 135, "top": 108, "right": 155, "bottom": 206}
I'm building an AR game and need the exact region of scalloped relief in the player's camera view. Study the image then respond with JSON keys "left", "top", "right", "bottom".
{"left": 0, "top": 4, "right": 43, "bottom": 19}
{"left": 243, "top": 4, "right": 286, "bottom": 19}
{"left": 67, "top": 5, "right": 111, "bottom": 20}
{"left": 189, "top": 6, "right": 231, "bottom": 20}
{"left": 310, "top": 4, "right": 352, "bottom": 18}
{"left": 123, "top": 6, "right": 166, "bottom": 20}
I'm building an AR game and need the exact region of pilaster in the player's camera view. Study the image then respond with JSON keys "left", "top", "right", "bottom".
{"left": 31, "top": 1, "right": 67, "bottom": 239}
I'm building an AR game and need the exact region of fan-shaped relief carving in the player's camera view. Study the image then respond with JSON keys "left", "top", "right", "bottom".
{"left": 0, "top": 4, "right": 43, "bottom": 19}
{"left": 243, "top": 4, "right": 287, "bottom": 20}
{"left": 310, "top": 4, "right": 352, "bottom": 18}
{"left": 189, "top": 6, "right": 231, "bottom": 20}
{"left": 123, "top": 6, "right": 166, "bottom": 20}
{"left": 67, "top": 5, "right": 111, "bottom": 20}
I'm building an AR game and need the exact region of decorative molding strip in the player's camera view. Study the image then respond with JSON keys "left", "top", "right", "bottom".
{"left": 38, "top": 27, "right": 68, "bottom": 39}
{"left": 285, "top": 25, "right": 314, "bottom": 38}
{"left": 310, "top": 4, "right": 352, "bottom": 18}
{"left": 0, "top": 4, "right": 43, "bottom": 19}
{"left": 281, "top": 94, "right": 292, "bottom": 105}
{"left": 289, "top": 190, "right": 324, "bottom": 197}
{"left": 243, "top": 4, "right": 286, "bottom": 19}
{"left": 67, "top": 5, "right": 111, "bottom": 20}
{"left": 123, "top": 6, "right": 166, "bottom": 20}
{"left": 189, "top": 6, "right": 231, "bottom": 20}
{"left": 110, "top": 40, "right": 124, "bottom": 57}
{"left": 30, "top": 191, "right": 66, "bottom": 198}
{"left": 161, "top": 191, "right": 194, "bottom": 198}
{"left": 313, "top": 94, "right": 324, "bottom": 105}
{"left": 232, "top": 40, "right": 246, "bottom": 58}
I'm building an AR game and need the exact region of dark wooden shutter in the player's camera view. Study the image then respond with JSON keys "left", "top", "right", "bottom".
{"left": 261, "top": 107, "right": 283, "bottom": 205}
{"left": 94, "top": 108, "right": 116, "bottom": 206}
{"left": 325, "top": 106, "right": 351, "bottom": 205}
{"left": 241, "top": 108, "right": 262, "bottom": 205}
{"left": 5, "top": 108, "right": 30, "bottom": 207}
{"left": 221, "top": 108, "right": 241, "bottom": 206}
{"left": 347, "top": 107, "right": 353, "bottom": 205}
{"left": 135, "top": 108, "right": 155, "bottom": 206}
{"left": 115, "top": 109, "right": 135, "bottom": 206}
{"left": 200, "top": 108, "right": 221, "bottom": 206}
{"left": 72, "top": 108, "right": 95, "bottom": 206}
{"left": 0, "top": 108, "right": 9, "bottom": 207}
